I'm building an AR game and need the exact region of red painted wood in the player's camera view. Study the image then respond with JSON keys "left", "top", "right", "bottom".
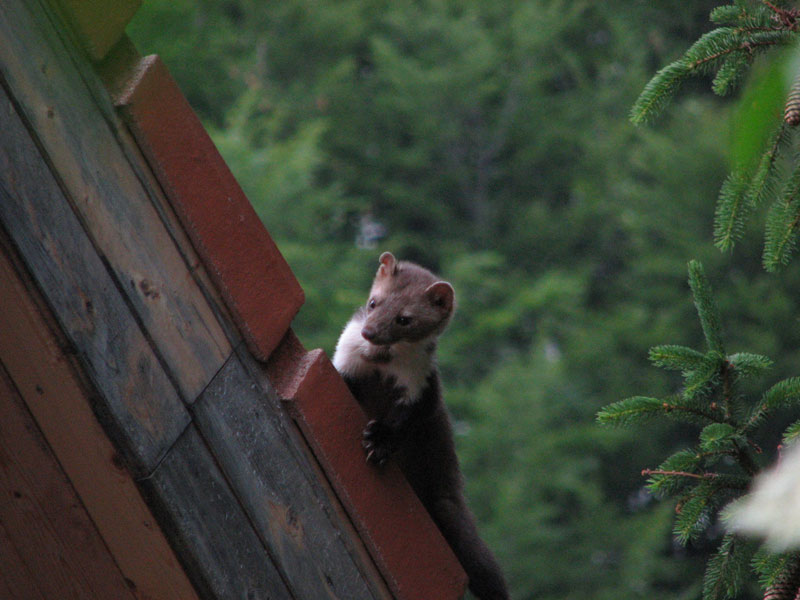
{"left": 267, "top": 333, "right": 468, "bottom": 600}
{"left": 113, "top": 54, "right": 304, "bottom": 362}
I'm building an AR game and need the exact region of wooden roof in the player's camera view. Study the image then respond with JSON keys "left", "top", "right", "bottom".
{"left": 0, "top": 0, "right": 467, "bottom": 598}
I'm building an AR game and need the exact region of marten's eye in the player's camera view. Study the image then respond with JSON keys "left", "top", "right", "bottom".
{"left": 368, "top": 299, "right": 376, "bottom": 311}
{"left": 395, "top": 315, "right": 411, "bottom": 326}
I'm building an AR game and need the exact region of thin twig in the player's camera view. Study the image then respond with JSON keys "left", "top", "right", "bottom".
{"left": 687, "top": 39, "right": 781, "bottom": 70}
{"left": 642, "top": 469, "right": 717, "bottom": 480}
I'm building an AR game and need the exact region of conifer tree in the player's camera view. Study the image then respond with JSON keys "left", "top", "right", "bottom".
{"left": 622, "top": 4, "right": 800, "bottom": 596}
{"left": 631, "top": 1, "right": 800, "bottom": 270}
{"left": 598, "top": 261, "right": 800, "bottom": 599}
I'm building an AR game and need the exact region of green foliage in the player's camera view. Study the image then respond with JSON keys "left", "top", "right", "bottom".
{"left": 688, "top": 259, "right": 725, "bottom": 355}
{"left": 631, "top": 2, "right": 800, "bottom": 271}
{"left": 764, "top": 162, "right": 800, "bottom": 271}
{"left": 649, "top": 344, "right": 708, "bottom": 372}
{"left": 703, "top": 535, "right": 756, "bottom": 600}
{"left": 631, "top": 1, "right": 800, "bottom": 271}
{"left": 714, "top": 170, "right": 753, "bottom": 252}
{"left": 597, "top": 397, "right": 669, "bottom": 427}
{"left": 752, "top": 550, "right": 800, "bottom": 591}
{"left": 631, "top": 3, "right": 787, "bottom": 125}
{"left": 130, "top": 1, "right": 800, "bottom": 598}
{"left": 599, "top": 260, "right": 800, "bottom": 598}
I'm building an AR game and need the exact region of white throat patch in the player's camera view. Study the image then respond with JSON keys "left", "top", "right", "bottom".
{"left": 332, "top": 311, "right": 435, "bottom": 403}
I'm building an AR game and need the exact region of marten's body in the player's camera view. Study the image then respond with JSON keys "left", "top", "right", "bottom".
{"left": 333, "top": 252, "right": 509, "bottom": 600}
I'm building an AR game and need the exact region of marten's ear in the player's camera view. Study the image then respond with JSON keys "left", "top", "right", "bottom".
{"left": 377, "top": 252, "right": 397, "bottom": 278}
{"left": 425, "top": 281, "right": 454, "bottom": 314}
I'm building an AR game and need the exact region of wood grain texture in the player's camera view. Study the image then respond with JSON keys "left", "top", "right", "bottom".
{"left": 0, "top": 510, "right": 47, "bottom": 600}
{"left": 193, "top": 353, "right": 388, "bottom": 600}
{"left": 267, "top": 334, "right": 468, "bottom": 600}
{"left": 0, "top": 83, "right": 189, "bottom": 476}
{"left": 0, "top": 0, "right": 232, "bottom": 403}
{"left": 140, "top": 425, "right": 293, "bottom": 600}
{"left": 0, "top": 365, "right": 139, "bottom": 600}
{"left": 0, "top": 238, "right": 200, "bottom": 599}
{"left": 113, "top": 53, "right": 305, "bottom": 362}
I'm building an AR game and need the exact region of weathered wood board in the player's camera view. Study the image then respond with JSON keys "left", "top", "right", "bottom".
{"left": 0, "top": 365, "right": 139, "bottom": 600}
{"left": 139, "top": 424, "right": 293, "bottom": 600}
{"left": 0, "top": 0, "right": 232, "bottom": 404}
{"left": 193, "top": 353, "right": 389, "bottom": 600}
{"left": 0, "top": 238, "right": 200, "bottom": 599}
{"left": 112, "top": 52, "right": 305, "bottom": 363}
{"left": 0, "top": 82, "right": 188, "bottom": 476}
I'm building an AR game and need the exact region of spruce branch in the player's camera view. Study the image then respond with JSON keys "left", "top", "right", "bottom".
{"left": 704, "top": 535, "right": 756, "bottom": 600}
{"left": 715, "top": 169, "right": 754, "bottom": 251}
{"left": 701, "top": 422, "right": 739, "bottom": 453}
{"left": 663, "top": 398, "right": 724, "bottom": 424}
{"left": 642, "top": 468, "right": 718, "bottom": 481}
{"left": 675, "top": 484, "right": 715, "bottom": 544}
{"left": 711, "top": 5, "right": 748, "bottom": 26}
{"left": 714, "top": 51, "right": 753, "bottom": 95}
{"left": 630, "top": 60, "right": 691, "bottom": 124}
{"left": 762, "top": 1, "right": 800, "bottom": 31}
{"left": 728, "top": 352, "right": 773, "bottom": 379}
{"left": 688, "top": 260, "right": 725, "bottom": 355}
{"left": 763, "top": 377, "right": 800, "bottom": 412}
{"left": 754, "top": 551, "right": 800, "bottom": 596}
{"left": 736, "top": 375, "right": 800, "bottom": 432}
{"left": 596, "top": 396, "right": 667, "bottom": 427}
{"left": 649, "top": 344, "right": 709, "bottom": 371}
{"left": 783, "top": 419, "right": 800, "bottom": 445}
{"left": 763, "top": 164, "right": 800, "bottom": 270}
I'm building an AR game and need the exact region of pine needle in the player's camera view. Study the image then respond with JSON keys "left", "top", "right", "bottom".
{"left": 703, "top": 535, "right": 755, "bottom": 600}
{"left": 714, "top": 170, "right": 752, "bottom": 251}
{"left": 763, "top": 163, "right": 800, "bottom": 271}
{"left": 596, "top": 396, "right": 665, "bottom": 427}
{"left": 688, "top": 261, "right": 725, "bottom": 355}
{"left": 630, "top": 60, "right": 691, "bottom": 124}
{"left": 648, "top": 344, "right": 708, "bottom": 372}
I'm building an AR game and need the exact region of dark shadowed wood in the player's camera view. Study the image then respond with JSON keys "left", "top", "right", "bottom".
{"left": 0, "top": 365, "right": 139, "bottom": 600}
{"left": 193, "top": 352, "right": 389, "bottom": 600}
{"left": 0, "top": 83, "right": 189, "bottom": 477}
{"left": 0, "top": 238, "right": 200, "bottom": 599}
{"left": 0, "top": 0, "right": 232, "bottom": 403}
{"left": 0, "top": 511, "right": 47, "bottom": 600}
{"left": 139, "top": 425, "right": 293, "bottom": 600}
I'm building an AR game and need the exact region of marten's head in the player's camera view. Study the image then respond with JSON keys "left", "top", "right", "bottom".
{"left": 360, "top": 252, "right": 455, "bottom": 347}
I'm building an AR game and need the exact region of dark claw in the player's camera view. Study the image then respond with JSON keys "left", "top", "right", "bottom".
{"left": 362, "top": 420, "right": 393, "bottom": 466}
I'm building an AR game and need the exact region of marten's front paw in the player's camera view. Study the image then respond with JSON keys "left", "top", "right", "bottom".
{"left": 362, "top": 420, "right": 394, "bottom": 467}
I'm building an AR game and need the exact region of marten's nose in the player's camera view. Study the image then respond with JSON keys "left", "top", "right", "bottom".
{"left": 361, "top": 326, "right": 377, "bottom": 341}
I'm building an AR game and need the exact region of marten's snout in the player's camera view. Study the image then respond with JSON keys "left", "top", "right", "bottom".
{"left": 361, "top": 326, "right": 377, "bottom": 342}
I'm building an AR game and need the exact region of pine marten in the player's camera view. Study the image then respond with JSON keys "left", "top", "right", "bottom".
{"left": 333, "top": 252, "right": 509, "bottom": 600}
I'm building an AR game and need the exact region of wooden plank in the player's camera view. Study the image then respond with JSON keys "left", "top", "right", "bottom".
{"left": 193, "top": 353, "right": 387, "bottom": 600}
{"left": 140, "top": 425, "right": 293, "bottom": 600}
{"left": 0, "top": 521, "right": 47, "bottom": 600}
{"left": 0, "top": 0, "right": 232, "bottom": 403}
{"left": 0, "top": 364, "right": 139, "bottom": 600}
{"left": 113, "top": 52, "right": 305, "bottom": 362}
{"left": 267, "top": 333, "right": 468, "bottom": 600}
{"left": 0, "top": 83, "right": 188, "bottom": 476}
{"left": 0, "top": 240, "right": 200, "bottom": 599}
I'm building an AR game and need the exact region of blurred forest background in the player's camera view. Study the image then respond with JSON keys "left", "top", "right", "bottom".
{"left": 129, "top": 2, "right": 800, "bottom": 598}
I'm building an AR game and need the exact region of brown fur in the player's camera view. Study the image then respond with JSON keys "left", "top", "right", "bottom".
{"left": 333, "top": 252, "right": 509, "bottom": 600}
